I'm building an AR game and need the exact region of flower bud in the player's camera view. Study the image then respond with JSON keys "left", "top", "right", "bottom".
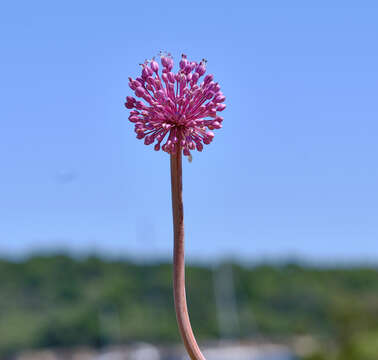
{"left": 135, "top": 101, "right": 144, "bottom": 109}
{"left": 136, "top": 76, "right": 144, "bottom": 83}
{"left": 154, "top": 78, "right": 162, "bottom": 89}
{"left": 184, "top": 63, "right": 192, "bottom": 74}
{"left": 204, "top": 74, "right": 213, "bottom": 84}
{"left": 216, "top": 103, "right": 226, "bottom": 111}
{"left": 179, "top": 54, "right": 188, "bottom": 70}
{"left": 180, "top": 74, "right": 186, "bottom": 86}
{"left": 206, "top": 91, "right": 215, "bottom": 100}
{"left": 135, "top": 86, "right": 145, "bottom": 98}
{"left": 129, "top": 78, "right": 141, "bottom": 90}
{"left": 142, "top": 65, "right": 153, "bottom": 79}
{"left": 196, "top": 61, "right": 206, "bottom": 76}
{"left": 128, "top": 115, "right": 139, "bottom": 122}
{"left": 167, "top": 57, "right": 174, "bottom": 70}
{"left": 161, "top": 56, "right": 169, "bottom": 67}
{"left": 213, "top": 83, "right": 221, "bottom": 92}
{"left": 215, "top": 95, "right": 226, "bottom": 103}
{"left": 162, "top": 55, "right": 174, "bottom": 71}
{"left": 168, "top": 72, "right": 175, "bottom": 83}
{"left": 150, "top": 60, "right": 159, "bottom": 73}
{"left": 162, "top": 73, "right": 169, "bottom": 83}
{"left": 144, "top": 135, "right": 154, "bottom": 145}
{"left": 146, "top": 76, "right": 155, "bottom": 85}
{"left": 191, "top": 72, "right": 199, "bottom": 85}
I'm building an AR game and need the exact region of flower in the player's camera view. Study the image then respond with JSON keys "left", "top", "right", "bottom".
{"left": 125, "top": 53, "right": 226, "bottom": 156}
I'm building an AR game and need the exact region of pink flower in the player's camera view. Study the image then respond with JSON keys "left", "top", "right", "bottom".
{"left": 125, "top": 53, "right": 226, "bottom": 157}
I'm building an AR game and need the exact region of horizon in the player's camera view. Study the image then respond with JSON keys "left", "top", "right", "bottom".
{"left": 1, "top": 249, "right": 378, "bottom": 268}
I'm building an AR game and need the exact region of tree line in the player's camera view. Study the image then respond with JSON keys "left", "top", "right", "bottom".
{"left": 0, "top": 255, "right": 377, "bottom": 359}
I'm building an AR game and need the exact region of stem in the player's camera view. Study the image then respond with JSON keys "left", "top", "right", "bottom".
{"left": 170, "top": 150, "right": 206, "bottom": 360}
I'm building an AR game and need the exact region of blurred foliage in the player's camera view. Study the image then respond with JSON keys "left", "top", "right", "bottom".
{"left": 0, "top": 255, "right": 377, "bottom": 359}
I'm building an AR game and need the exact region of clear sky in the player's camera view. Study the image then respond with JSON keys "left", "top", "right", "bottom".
{"left": 1, "top": 1, "right": 377, "bottom": 262}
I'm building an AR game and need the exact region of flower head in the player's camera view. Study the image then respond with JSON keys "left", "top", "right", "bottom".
{"left": 125, "top": 53, "right": 226, "bottom": 156}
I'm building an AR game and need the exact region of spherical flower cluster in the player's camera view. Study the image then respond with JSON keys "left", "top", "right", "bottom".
{"left": 125, "top": 53, "right": 226, "bottom": 156}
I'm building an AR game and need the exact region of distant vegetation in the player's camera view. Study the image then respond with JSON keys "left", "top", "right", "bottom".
{"left": 0, "top": 255, "right": 377, "bottom": 359}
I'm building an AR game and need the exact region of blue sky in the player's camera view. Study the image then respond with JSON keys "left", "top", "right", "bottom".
{"left": 1, "top": 1, "right": 377, "bottom": 262}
